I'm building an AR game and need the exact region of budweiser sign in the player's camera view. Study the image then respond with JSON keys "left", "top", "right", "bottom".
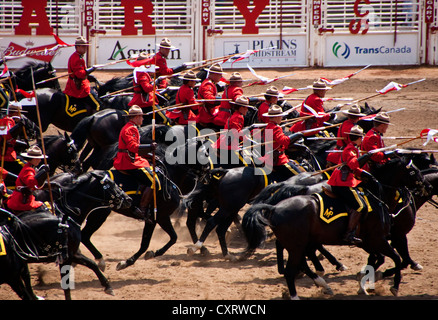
{"left": 2, "top": 41, "right": 59, "bottom": 62}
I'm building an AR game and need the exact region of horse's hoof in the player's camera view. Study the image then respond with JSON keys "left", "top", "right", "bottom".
{"left": 315, "top": 270, "right": 325, "bottom": 277}
{"left": 322, "top": 287, "right": 334, "bottom": 295}
{"left": 337, "top": 264, "right": 348, "bottom": 272}
{"left": 411, "top": 263, "right": 423, "bottom": 271}
{"left": 390, "top": 287, "right": 399, "bottom": 296}
{"left": 357, "top": 287, "right": 369, "bottom": 295}
{"left": 187, "top": 246, "right": 198, "bottom": 256}
{"left": 36, "top": 295, "right": 45, "bottom": 300}
{"left": 105, "top": 287, "right": 115, "bottom": 296}
{"left": 200, "top": 246, "right": 210, "bottom": 256}
{"left": 144, "top": 251, "right": 155, "bottom": 260}
{"left": 96, "top": 258, "right": 106, "bottom": 272}
{"left": 116, "top": 261, "right": 128, "bottom": 271}
{"left": 224, "top": 254, "right": 237, "bottom": 262}
{"left": 290, "top": 295, "right": 300, "bottom": 300}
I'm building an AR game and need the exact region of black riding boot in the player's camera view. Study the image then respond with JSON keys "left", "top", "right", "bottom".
{"left": 343, "top": 209, "right": 363, "bottom": 245}
{"left": 136, "top": 187, "right": 154, "bottom": 224}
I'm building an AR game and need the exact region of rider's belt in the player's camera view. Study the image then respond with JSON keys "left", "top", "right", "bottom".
{"left": 219, "top": 108, "right": 231, "bottom": 113}
{"left": 118, "top": 149, "right": 135, "bottom": 162}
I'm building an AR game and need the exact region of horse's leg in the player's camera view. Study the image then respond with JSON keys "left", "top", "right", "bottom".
{"left": 80, "top": 209, "right": 111, "bottom": 271}
{"left": 306, "top": 247, "right": 325, "bottom": 276}
{"left": 283, "top": 248, "right": 306, "bottom": 300}
{"left": 187, "top": 209, "right": 221, "bottom": 256}
{"left": 69, "top": 252, "right": 115, "bottom": 296}
{"left": 317, "top": 244, "right": 348, "bottom": 271}
{"left": 276, "top": 240, "right": 286, "bottom": 275}
{"left": 300, "top": 258, "right": 334, "bottom": 296}
{"left": 21, "top": 264, "right": 44, "bottom": 300}
{"left": 391, "top": 235, "right": 423, "bottom": 271}
{"left": 215, "top": 211, "right": 237, "bottom": 260}
{"left": 8, "top": 277, "right": 35, "bottom": 300}
{"left": 367, "top": 239, "right": 402, "bottom": 296}
{"left": 145, "top": 216, "right": 177, "bottom": 259}
{"left": 116, "top": 222, "right": 156, "bottom": 271}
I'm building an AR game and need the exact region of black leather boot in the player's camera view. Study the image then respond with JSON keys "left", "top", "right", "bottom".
{"left": 343, "top": 209, "right": 363, "bottom": 245}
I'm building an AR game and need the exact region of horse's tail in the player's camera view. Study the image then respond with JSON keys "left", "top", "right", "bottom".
{"left": 241, "top": 203, "right": 276, "bottom": 258}
{"left": 70, "top": 115, "right": 95, "bottom": 150}
{"left": 252, "top": 182, "right": 287, "bottom": 204}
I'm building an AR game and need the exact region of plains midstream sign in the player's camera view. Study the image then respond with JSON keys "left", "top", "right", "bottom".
{"left": 324, "top": 33, "right": 419, "bottom": 67}
{"left": 214, "top": 35, "right": 308, "bottom": 68}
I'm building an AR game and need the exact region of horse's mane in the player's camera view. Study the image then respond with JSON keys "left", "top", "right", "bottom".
{"left": 14, "top": 61, "right": 48, "bottom": 77}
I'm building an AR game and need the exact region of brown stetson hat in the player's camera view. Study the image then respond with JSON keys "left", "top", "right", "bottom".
{"left": 265, "top": 86, "right": 279, "bottom": 97}
{"left": 75, "top": 36, "right": 90, "bottom": 46}
{"left": 349, "top": 125, "right": 364, "bottom": 137}
{"left": 205, "top": 63, "right": 225, "bottom": 75}
{"left": 123, "top": 105, "right": 145, "bottom": 117}
{"left": 343, "top": 104, "right": 366, "bottom": 117}
{"left": 373, "top": 112, "right": 392, "bottom": 125}
{"left": 179, "top": 70, "right": 201, "bottom": 81}
{"left": 262, "top": 104, "right": 288, "bottom": 117}
{"left": 308, "top": 79, "right": 332, "bottom": 90}
{"left": 229, "top": 72, "right": 243, "bottom": 82}
{"left": 21, "top": 145, "right": 48, "bottom": 159}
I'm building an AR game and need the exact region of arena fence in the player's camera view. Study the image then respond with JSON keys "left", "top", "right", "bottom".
{"left": 0, "top": 0, "right": 436, "bottom": 68}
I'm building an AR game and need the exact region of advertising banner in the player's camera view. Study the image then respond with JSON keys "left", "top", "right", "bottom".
{"left": 324, "top": 33, "right": 419, "bottom": 66}
{"left": 96, "top": 36, "right": 192, "bottom": 69}
{"left": 214, "top": 35, "right": 308, "bottom": 68}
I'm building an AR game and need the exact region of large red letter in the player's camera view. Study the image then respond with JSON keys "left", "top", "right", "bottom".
{"left": 15, "top": 0, "right": 53, "bottom": 35}
{"left": 121, "top": 0, "right": 155, "bottom": 35}
{"left": 233, "top": 0, "right": 269, "bottom": 34}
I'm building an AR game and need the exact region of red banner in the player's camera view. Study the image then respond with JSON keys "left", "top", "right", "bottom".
{"left": 84, "top": 0, "right": 94, "bottom": 27}
{"left": 425, "top": 0, "right": 434, "bottom": 24}
{"left": 201, "top": 0, "right": 211, "bottom": 26}
{"left": 312, "top": 0, "right": 322, "bottom": 25}
{"left": 3, "top": 42, "right": 58, "bottom": 62}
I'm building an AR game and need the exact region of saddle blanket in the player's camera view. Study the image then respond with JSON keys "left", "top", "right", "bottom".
{"left": 106, "top": 168, "right": 161, "bottom": 196}
{"left": 0, "top": 232, "right": 6, "bottom": 256}
{"left": 314, "top": 187, "right": 372, "bottom": 224}
{"left": 314, "top": 192, "right": 348, "bottom": 224}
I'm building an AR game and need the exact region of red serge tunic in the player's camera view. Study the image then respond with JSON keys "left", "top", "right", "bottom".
{"left": 113, "top": 121, "right": 150, "bottom": 170}
{"left": 328, "top": 142, "right": 364, "bottom": 187}
{"left": 362, "top": 127, "right": 387, "bottom": 164}
{"left": 263, "top": 122, "right": 291, "bottom": 166}
{"left": 213, "top": 85, "right": 243, "bottom": 127}
{"left": 257, "top": 101, "right": 271, "bottom": 123}
{"left": 2, "top": 116, "right": 18, "bottom": 161}
{"left": 196, "top": 79, "right": 219, "bottom": 125}
{"left": 128, "top": 68, "right": 156, "bottom": 108}
{"left": 166, "top": 84, "right": 197, "bottom": 124}
{"left": 214, "top": 111, "right": 245, "bottom": 150}
{"left": 64, "top": 51, "right": 90, "bottom": 98}
{"left": 155, "top": 52, "right": 174, "bottom": 89}
{"left": 7, "top": 163, "right": 44, "bottom": 211}
{"left": 326, "top": 119, "right": 355, "bottom": 164}
{"left": 299, "top": 93, "right": 331, "bottom": 129}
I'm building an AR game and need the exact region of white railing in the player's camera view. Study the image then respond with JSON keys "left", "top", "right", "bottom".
{"left": 0, "top": 0, "right": 80, "bottom": 34}
{"left": 212, "top": 0, "right": 308, "bottom": 33}
{"left": 324, "top": 0, "right": 420, "bottom": 32}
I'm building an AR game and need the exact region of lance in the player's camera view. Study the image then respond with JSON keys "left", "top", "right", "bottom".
{"left": 30, "top": 67, "right": 55, "bottom": 214}
{"left": 151, "top": 41, "right": 158, "bottom": 223}
{"left": 36, "top": 58, "right": 136, "bottom": 85}
{"left": 144, "top": 103, "right": 188, "bottom": 115}
{"left": 99, "top": 85, "right": 138, "bottom": 99}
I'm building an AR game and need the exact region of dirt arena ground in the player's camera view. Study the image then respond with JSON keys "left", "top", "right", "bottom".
{"left": 1, "top": 65, "right": 438, "bottom": 304}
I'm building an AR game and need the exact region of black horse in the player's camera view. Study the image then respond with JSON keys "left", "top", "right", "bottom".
{"left": 361, "top": 153, "right": 438, "bottom": 285}
{"left": 35, "top": 132, "right": 82, "bottom": 175}
{"left": 241, "top": 157, "right": 427, "bottom": 299}
{"left": 71, "top": 136, "right": 211, "bottom": 271}
{"left": 11, "top": 61, "right": 60, "bottom": 91}
{"left": 1, "top": 170, "right": 131, "bottom": 300}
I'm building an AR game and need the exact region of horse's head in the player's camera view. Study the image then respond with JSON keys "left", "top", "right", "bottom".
{"left": 90, "top": 172, "right": 132, "bottom": 210}
{"left": 42, "top": 132, "right": 83, "bottom": 175}
{"left": 381, "top": 156, "right": 430, "bottom": 196}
